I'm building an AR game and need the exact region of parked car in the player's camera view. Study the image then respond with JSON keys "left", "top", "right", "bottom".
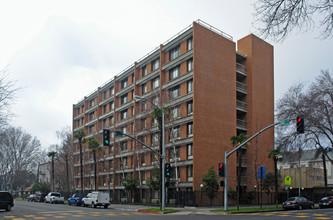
{"left": 82, "top": 191, "right": 110, "bottom": 208}
{"left": 319, "top": 196, "right": 333, "bottom": 208}
{"left": 0, "top": 191, "right": 14, "bottom": 211}
{"left": 68, "top": 193, "right": 85, "bottom": 206}
{"left": 44, "top": 192, "right": 65, "bottom": 204}
{"left": 27, "top": 194, "right": 41, "bottom": 202}
{"left": 282, "top": 196, "right": 314, "bottom": 210}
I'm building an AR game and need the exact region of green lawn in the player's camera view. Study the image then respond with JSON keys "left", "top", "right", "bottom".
{"left": 138, "top": 208, "right": 179, "bottom": 214}
{"left": 212, "top": 206, "right": 283, "bottom": 213}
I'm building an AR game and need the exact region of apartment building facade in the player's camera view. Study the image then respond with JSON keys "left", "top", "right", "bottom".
{"left": 72, "top": 20, "right": 274, "bottom": 203}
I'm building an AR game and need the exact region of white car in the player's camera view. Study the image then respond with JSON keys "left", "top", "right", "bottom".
{"left": 44, "top": 192, "right": 64, "bottom": 204}
{"left": 82, "top": 191, "right": 110, "bottom": 208}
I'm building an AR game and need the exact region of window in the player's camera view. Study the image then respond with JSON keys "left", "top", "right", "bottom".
{"left": 141, "top": 118, "right": 146, "bottom": 129}
{"left": 109, "top": 116, "right": 114, "bottom": 126}
{"left": 110, "top": 87, "right": 114, "bottom": 96}
{"left": 142, "top": 83, "right": 147, "bottom": 94}
{"left": 141, "top": 102, "right": 147, "bottom": 112}
{"left": 121, "top": 94, "right": 128, "bottom": 104}
{"left": 121, "top": 110, "right": 127, "bottom": 120}
{"left": 172, "top": 106, "right": 180, "bottom": 118}
{"left": 187, "top": 144, "right": 193, "bottom": 159}
{"left": 171, "top": 167, "right": 180, "bottom": 179}
{"left": 187, "top": 38, "right": 193, "bottom": 51}
{"left": 188, "top": 123, "right": 193, "bottom": 136}
{"left": 110, "top": 101, "right": 114, "bottom": 111}
{"left": 142, "top": 66, "right": 147, "bottom": 77}
{"left": 169, "top": 66, "right": 180, "bottom": 80}
{"left": 187, "top": 165, "right": 193, "bottom": 180}
{"left": 152, "top": 133, "right": 159, "bottom": 144}
{"left": 121, "top": 79, "right": 128, "bottom": 89}
{"left": 170, "top": 46, "right": 180, "bottom": 60}
{"left": 122, "top": 157, "right": 127, "bottom": 167}
{"left": 187, "top": 101, "right": 193, "bottom": 114}
{"left": 152, "top": 77, "right": 160, "bottom": 89}
{"left": 187, "top": 80, "right": 193, "bottom": 92}
{"left": 152, "top": 59, "right": 160, "bottom": 71}
{"left": 187, "top": 59, "right": 193, "bottom": 72}
{"left": 89, "top": 125, "right": 94, "bottom": 134}
{"left": 141, "top": 154, "right": 146, "bottom": 165}
{"left": 171, "top": 126, "right": 180, "bottom": 139}
{"left": 122, "top": 126, "right": 127, "bottom": 134}
{"left": 89, "top": 99, "right": 95, "bottom": 108}
{"left": 103, "top": 91, "right": 107, "bottom": 99}
{"left": 103, "top": 105, "right": 107, "bottom": 114}
{"left": 170, "top": 86, "right": 180, "bottom": 100}
{"left": 89, "top": 112, "right": 95, "bottom": 121}
{"left": 153, "top": 96, "right": 159, "bottom": 106}
{"left": 103, "top": 119, "right": 107, "bottom": 127}
{"left": 109, "top": 146, "right": 114, "bottom": 156}
{"left": 142, "top": 172, "right": 146, "bottom": 183}
{"left": 121, "top": 142, "right": 127, "bottom": 152}
{"left": 169, "top": 146, "right": 180, "bottom": 160}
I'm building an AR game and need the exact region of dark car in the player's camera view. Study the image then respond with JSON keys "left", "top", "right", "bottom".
{"left": 0, "top": 191, "right": 14, "bottom": 211}
{"left": 27, "top": 194, "right": 41, "bottom": 202}
{"left": 319, "top": 196, "right": 333, "bottom": 208}
{"left": 282, "top": 196, "right": 314, "bottom": 210}
{"left": 68, "top": 193, "right": 85, "bottom": 206}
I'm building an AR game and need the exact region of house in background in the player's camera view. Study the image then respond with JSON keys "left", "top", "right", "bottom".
{"left": 278, "top": 149, "right": 333, "bottom": 189}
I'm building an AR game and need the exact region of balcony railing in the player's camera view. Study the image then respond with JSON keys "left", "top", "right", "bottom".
{"left": 236, "top": 82, "right": 247, "bottom": 94}
{"left": 236, "top": 63, "right": 247, "bottom": 74}
{"left": 237, "top": 119, "right": 247, "bottom": 130}
{"left": 236, "top": 100, "right": 247, "bottom": 112}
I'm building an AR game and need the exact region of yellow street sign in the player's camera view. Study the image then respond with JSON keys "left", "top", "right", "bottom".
{"left": 285, "top": 176, "right": 291, "bottom": 185}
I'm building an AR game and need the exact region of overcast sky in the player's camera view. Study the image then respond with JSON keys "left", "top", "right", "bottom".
{"left": 1, "top": 0, "right": 332, "bottom": 149}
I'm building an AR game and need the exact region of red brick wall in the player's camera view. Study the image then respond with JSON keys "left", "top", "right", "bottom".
{"left": 192, "top": 22, "right": 237, "bottom": 191}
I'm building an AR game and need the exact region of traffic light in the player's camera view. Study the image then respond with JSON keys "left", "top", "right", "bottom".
{"left": 296, "top": 116, "right": 305, "bottom": 134}
{"left": 165, "top": 163, "right": 171, "bottom": 178}
{"left": 103, "top": 129, "right": 110, "bottom": 146}
{"left": 218, "top": 162, "right": 225, "bottom": 177}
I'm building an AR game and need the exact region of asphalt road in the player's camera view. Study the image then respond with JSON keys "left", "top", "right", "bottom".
{"left": 1, "top": 200, "right": 333, "bottom": 220}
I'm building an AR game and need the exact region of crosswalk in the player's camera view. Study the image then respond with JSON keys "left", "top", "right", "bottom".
{"left": 231, "top": 211, "right": 333, "bottom": 219}
{"left": 4, "top": 211, "right": 157, "bottom": 220}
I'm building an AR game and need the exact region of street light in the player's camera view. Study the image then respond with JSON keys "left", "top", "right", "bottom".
{"left": 134, "top": 95, "right": 166, "bottom": 211}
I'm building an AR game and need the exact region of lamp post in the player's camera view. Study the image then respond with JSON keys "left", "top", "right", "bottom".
{"left": 134, "top": 95, "right": 166, "bottom": 211}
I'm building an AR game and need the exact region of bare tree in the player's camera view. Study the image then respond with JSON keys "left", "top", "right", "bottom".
{"left": 56, "top": 126, "right": 73, "bottom": 194}
{"left": 0, "top": 126, "right": 42, "bottom": 193}
{"left": 275, "top": 70, "right": 333, "bottom": 164}
{"left": 0, "top": 67, "right": 19, "bottom": 128}
{"left": 253, "top": 0, "right": 333, "bottom": 41}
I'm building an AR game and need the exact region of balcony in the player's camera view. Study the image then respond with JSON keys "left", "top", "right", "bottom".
{"left": 236, "top": 100, "right": 247, "bottom": 112}
{"left": 237, "top": 119, "right": 247, "bottom": 131}
{"left": 236, "top": 82, "right": 247, "bottom": 94}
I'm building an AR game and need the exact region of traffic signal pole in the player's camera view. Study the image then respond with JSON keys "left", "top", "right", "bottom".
{"left": 224, "top": 119, "right": 295, "bottom": 211}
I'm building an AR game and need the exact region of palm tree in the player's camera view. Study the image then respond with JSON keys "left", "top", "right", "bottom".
{"left": 88, "top": 138, "right": 102, "bottom": 191}
{"left": 47, "top": 151, "right": 57, "bottom": 192}
{"left": 230, "top": 133, "right": 248, "bottom": 210}
{"left": 74, "top": 129, "right": 86, "bottom": 193}
{"left": 268, "top": 146, "right": 282, "bottom": 208}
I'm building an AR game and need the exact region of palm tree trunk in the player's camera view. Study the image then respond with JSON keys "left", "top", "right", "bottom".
{"left": 274, "top": 156, "right": 278, "bottom": 208}
{"left": 79, "top": 139, "right": 84, "bottom": 194}
{"left": 52, "top": 158, "right": 55, "bottom": 191}
{"left": 94, "top": 151, "right": 97, "bottom": 191}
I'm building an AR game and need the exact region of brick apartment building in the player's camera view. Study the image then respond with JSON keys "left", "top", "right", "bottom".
{"left": 72, "top": 20, "right": 274, "bottom": 204}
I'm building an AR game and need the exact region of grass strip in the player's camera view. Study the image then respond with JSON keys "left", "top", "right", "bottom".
{"left": 212, "top": 207, "right": 283, "bottom": 213}
{"left": 138, "top": 208, "right": 179, "bottom": 214}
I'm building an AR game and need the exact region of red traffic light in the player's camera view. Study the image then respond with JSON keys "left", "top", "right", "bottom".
{"left": 219, "top": 164, "right": 223, "bottom": 168}
{"left": 297, "top": 117, "right": 302, "bottom": 122}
